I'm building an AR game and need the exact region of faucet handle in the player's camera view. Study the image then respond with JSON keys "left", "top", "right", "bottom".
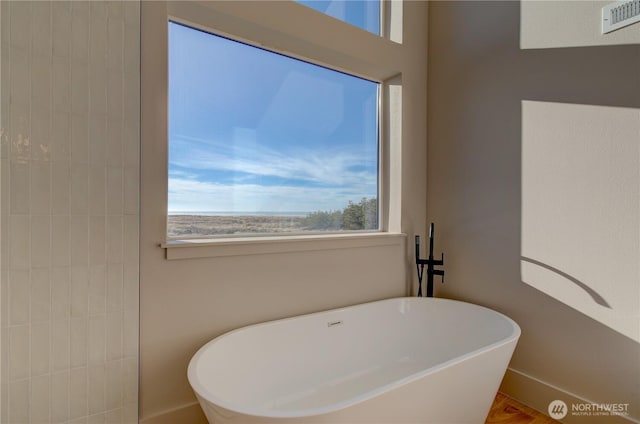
{"left": 436, "top": 253, "right": 445, "bottom": 283}
{"left": 432, "top": 252, "right": 444, "bottom": 266}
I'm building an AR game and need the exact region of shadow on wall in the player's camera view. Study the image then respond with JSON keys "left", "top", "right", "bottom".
{"left": 521, "top": 101, "right": 639, "bottom": 343}
{"left": 426, "top": 0, "right": 640, "bottom": 419}
{"left": 520, "top": 257, "right": 611, "bottom": 309}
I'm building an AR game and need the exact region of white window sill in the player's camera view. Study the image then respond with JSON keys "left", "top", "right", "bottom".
{"left": 161, "top": 232, "right": 406, "bottom": 260}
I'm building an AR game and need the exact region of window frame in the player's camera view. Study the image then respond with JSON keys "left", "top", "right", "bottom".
{"left": 141, "top": 0, "right": 410, "bottom": 259}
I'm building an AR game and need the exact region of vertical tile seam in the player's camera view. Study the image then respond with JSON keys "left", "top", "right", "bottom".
{"left": 15, "top": 2, "right": 33, "bottom": 422}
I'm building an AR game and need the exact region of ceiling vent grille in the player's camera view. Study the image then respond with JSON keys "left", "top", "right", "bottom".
{"left": 602, "top": 0, "right": 640, "bottom": 33}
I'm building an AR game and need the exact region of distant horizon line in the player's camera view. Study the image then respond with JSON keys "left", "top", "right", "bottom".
{"left": 168, "top": 211, "right": 311, "bottom": 217}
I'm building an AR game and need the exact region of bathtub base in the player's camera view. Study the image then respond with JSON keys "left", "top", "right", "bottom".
{"left": 198, "top": 341, "right": 516, "bottom": 424}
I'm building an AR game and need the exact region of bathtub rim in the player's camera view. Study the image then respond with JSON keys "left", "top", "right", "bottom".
{"left": 187, "top": 296, "right": 521, "bottom": 419}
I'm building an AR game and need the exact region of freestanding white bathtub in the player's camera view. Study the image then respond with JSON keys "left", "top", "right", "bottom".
{"left": 188, "top": 297, "right": 520, "bottom": 423}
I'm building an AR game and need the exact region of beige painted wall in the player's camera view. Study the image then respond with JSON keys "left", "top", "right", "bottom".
{"left": 139, "top": 2, "right": 428, "bottom": 422}
{"left": 427, "top": 1, "right": 639, "bottom": 420}
{"left": 522, "top": 101, "right": 639, "bottom": 344}
{"left": 521, "top": 0, "right": 640, "bottom": 49}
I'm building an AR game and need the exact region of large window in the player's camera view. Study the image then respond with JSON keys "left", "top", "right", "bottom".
{"left": 168, "top": 22, "right": 380, "bottom": 238}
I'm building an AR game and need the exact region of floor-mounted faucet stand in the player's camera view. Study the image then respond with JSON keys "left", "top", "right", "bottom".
{"left": 415, "top": 223, "right": 445, "bottom": 297}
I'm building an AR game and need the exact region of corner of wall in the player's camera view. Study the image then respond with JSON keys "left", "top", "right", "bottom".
{"left": 139, "top": 402, "right": 207, "bottom": 424}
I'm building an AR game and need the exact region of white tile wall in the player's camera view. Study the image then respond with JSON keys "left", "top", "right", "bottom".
{"left": 1, "top": 1, "right": 140, "bottom": 423}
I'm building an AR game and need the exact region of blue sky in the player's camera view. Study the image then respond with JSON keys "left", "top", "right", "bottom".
{"left": 296, "top": 0, "right": 380, "bottom": 34}
{"left": 168, "top": 21, "right": 379, "bottom": 213}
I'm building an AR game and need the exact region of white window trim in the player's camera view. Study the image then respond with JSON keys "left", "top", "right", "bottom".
{"left": 142, "top": 0, "right": 418, "bottom": 260}
{"left": 162, "top": 232, "right": 405, "bottom": 260}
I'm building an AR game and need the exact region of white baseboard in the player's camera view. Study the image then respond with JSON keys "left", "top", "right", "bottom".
{"left": 500, "top": 368, "right": 639, "bottom": 424}
{"left": 140, "top": 401, "right": 208, "bottom": 424}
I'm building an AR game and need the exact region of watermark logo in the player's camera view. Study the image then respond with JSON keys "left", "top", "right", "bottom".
{"left": 548, "top": 400, "right": 630, "bottom": 419}
{"left": 548, "top": 400, "right": 568, "bottom": 419}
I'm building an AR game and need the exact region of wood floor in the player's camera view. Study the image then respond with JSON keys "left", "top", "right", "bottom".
{"left": 486, "top": 393, "right": 560, "bottom": 424}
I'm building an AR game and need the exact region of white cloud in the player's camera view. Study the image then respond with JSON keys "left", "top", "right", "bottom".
{"left": 169, "top": 133, "right": 377, "bottom": 188}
